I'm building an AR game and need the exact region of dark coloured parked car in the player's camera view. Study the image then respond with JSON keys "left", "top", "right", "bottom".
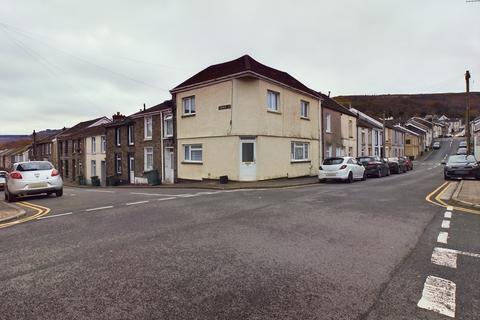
{"left": 357, "top": 156, "right": 390, "bottom": 177}
{"left": 399, "top": 156, "right": 413, "bottom": 171}
{"left": 387, "top": 157, "right": 407, "bottom": 174}
{"left": 443, "top": 154, "right": 480, "bottom": 180}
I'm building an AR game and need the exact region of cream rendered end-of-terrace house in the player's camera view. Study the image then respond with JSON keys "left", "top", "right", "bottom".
{"left": 170, "top": 55, "right": 322, "bottom": 182}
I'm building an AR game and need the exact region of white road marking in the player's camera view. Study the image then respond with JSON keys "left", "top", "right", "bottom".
{"left": 447, "top": 205, "right": 453, "bottom": 211}
{"left": 126, "top": 200, "right": 149, "bottom": 206}
{"left": 176, "top": 194, "right": 198, "bottom": 198}
{"left": 130, "top": 192, "right": 178, "bottom": 196}
{"left": 432, "top": 247, "right": 457, "bottom": 268}
{"left": 85, "top": 206, "right": 113, "bottom": 212}
{"left": 156, "top": 197, "right": 177, "bottom": 201}
{"left": 441, "top": 220, "right": 451, "bottom": 229}
{"left": 84, "top": 190, "right": 115, "bottom": 193}
{"left": 417, "top": 275, "right": 456, "bottom": 318}
{"left": 437, "top": 232, "right": 449, "bottom": 244}
{"left": 444, "top": 211, "right": 452, "bottom": 218}
{"left": 37, "top": 212, "right": 73, "bottom": 220}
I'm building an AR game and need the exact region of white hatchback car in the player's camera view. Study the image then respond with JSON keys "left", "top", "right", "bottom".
{"left": 4, "top": 161, "right": 63, "bottom": 202}
{"left": 319, "top": 157, "right": 366, "bottom": 183}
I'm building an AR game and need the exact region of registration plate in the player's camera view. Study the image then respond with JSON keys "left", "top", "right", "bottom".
{"left": 326, "top": 172, "right": 336, "bottom": 176}
{"left": 29, "top": 183, "right": 48, "bottom": 189}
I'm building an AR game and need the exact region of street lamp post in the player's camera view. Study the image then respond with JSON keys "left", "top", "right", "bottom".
{"left": 465, "top": 70, "right": 471, "bottom": 154}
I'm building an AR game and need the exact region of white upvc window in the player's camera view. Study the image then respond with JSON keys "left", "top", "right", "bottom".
{"left": 115, "top": 153, "right": 122, "bottom": 174}
{"left": 325, "top": 113, "right": 332, "bottom": 133}
{"left": 163, "top": 114, "right": 173, "bottom": 138}
{"left": 291, "top": 142, "right": 309, "bottom": 161}
{"left": 184, "top": 144, "right": 203, "bottom": 162}
{"left": 183, "top": 96, "right": 196, "bottom": 115}
{"left": 144, "top": 116, "right": 153, "bottom": 140}
{"left": 91, "top": 137, "right": 96, "bottom": 154}
{"left": 267, "top": 90, "right": 280, "bottom": 111}
{"left": 326, "top": 144, "right": 332, "bottom": 158}
{"left": 336, "top": 147, "right": 343, "bottom": 157}
{"left": 115, "top": 128, "right": 121, "bottom": 146}
{"left": 101, "top": 136, "right": 106, "bottom": 153}
{"left": 91, "top": 160, "right": 96, "bottom": 177}
{"left": 144, "top": 147, "right": 154, "bottom": 171}
{"left": 128, "top": 125, "right": 135, "bottom": 145}
{"left": 300, "top": 100, "right": 309, "bottom": 118}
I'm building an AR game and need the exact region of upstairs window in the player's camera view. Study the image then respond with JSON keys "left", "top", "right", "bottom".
{"left": 291, "top": 142, "right": 309, "bottom": 161}
{"left": 128, "top": 125, "right": 135, "bottom": 145}
{"left": 183, "top": 96, "right": 196, "bottom": 115}
{"left": 144, "top": 116, "right": 153, "bottom": 140}
{"left": 91, "top": 137, "right": 96, "bottom": 154}
{"left": 325, "top": 113, "right": 332, "bottom": 133}
{"left": 115, "top": 128, "right": 121, "bottom": 146}
{"left": 300, "top": 100, "right": 309, "bottom": 118}
{"left": 267, "top": 90, "right": 280, "bottom": 111}
{"left": 101, "top": 136, "right": 106, "bottom": 153}
{"left": 348, "top": 120, "right": 353, "bottom": 138}
{"left": 164, "top": 114, "right": 173, "bottom": 138}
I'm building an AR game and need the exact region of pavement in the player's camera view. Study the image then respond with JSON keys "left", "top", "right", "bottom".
{"left": 0, "top": 137, "right": 479, "bottom": 319}
{"left": 0, "top": 199, "right": 25, "bottom": 223}
{"left": 451, "top": 180, "right": 480, "bottom": 209}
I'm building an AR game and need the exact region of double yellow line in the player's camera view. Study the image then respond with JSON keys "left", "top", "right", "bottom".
{"left": 0, "top": 201, "right": 50, "bottom": 229}
{"left": 425, "top": 181, "right": 480, "bottom": 215}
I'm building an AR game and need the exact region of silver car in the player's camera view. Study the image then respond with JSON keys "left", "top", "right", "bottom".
{"left": 0, "top": 170, "right": 6, "bottom": 190}
{"left": 4, "top": 161, "right": 63, "bottom": 202}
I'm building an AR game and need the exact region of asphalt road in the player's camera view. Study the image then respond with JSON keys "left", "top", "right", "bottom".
{"left": 0, "top": 138, "right": 478, "bottom": 319}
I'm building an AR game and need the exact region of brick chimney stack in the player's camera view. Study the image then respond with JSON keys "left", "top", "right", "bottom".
{"left": 112, "top": 112, "right": 126, "bottom": 122}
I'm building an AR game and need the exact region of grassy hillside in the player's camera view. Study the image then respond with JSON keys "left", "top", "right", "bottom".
{"left": 334, "top": 92, "right": 480, "bottom": 122}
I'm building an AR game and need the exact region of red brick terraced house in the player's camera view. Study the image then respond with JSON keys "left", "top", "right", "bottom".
{"left": 105, "top": 100, "right": 175, "bottom": 185}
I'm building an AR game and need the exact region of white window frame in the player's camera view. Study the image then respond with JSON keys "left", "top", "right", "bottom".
{"left": 326, "top": 113, "right": 332, "bottom": 133}
{"left": 267, "top": 90, "right": 280, "bottom": 112}
{"left": 115, "top": 128, "right": 121, "bottom": 146}
{"left": 326, "top": 144, "right": 332, "bottom": 158}
{"left": 101, "top": 136, "right": 106, "bottom": 153}
{"left": 144, "top": 116, "right": 153, "bottom": 140}
{"left": 183, "top": 96, "right": 196, "bottom": 115}
{"left": 300, "top": 100, "right": 309, "bottom": 119}
{"left": 184, "top": 144, "right": 203, "bottom": 163}
{"left": 115, "top": 153, "right": 122, "bottom": 174}
{"left": 91, "top": 137, "right": 96, "bottom": 154}
{"left": 291, "top": 142, "right": 309, "bottom": 161}
{"left": 91, "top": 160, "right": 96, "bottom": 177}
{"left": 163, "top": 114, "right": 173, "bottom": 138}
{"left": 144, "top": 147, "right": 154, "bottom": 171}
{"left": 128, "top": 125, "right": 135, "bottom": 145}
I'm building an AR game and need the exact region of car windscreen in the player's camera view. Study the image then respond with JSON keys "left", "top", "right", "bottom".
{"left": 16, "top": 162, "right": 53, "bottom": 172}
{"left": 323, "top": 158, "right": 344, "bottom": 165}
{"left": 357, "top": 157, "right": 374, "bottom": 163}
{"left": 448, "top": 155, "right": 476, "bottom": 163}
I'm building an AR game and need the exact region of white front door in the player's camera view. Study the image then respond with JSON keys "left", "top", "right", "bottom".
{"left": 239, "top": 139, "right": 256, "bottom": 181}
{"left": 129, "top": 156, "right": 135, "bottom": 183}
{"left": 164, "top": 148, "right": 174, "bottom": 184}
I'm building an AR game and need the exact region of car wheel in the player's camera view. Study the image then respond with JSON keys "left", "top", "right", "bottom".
{"left": 376, "top": 168, "right": 382, "bottom": 178}
{"left": 56, "top": 189, "right": 63, "bottom": 197}
{"left": 444, "top": 174, "right": 450, "bottom": 180}
{"left": 4, "top": 190, "right": 8, "bottom": 201}
{"left": 386, "top": 169, "right": 390, "bottom": 176}
{"left": 346, "top": 172, "right": 353, "bottom": 183}
{"left": 319, "top": 179, "right": 325, "bottom": 183}
{"left": 7, "top": 191, "right": 16, "bottom": 203}
{"left": 362, "top": 171, "right": 367, "bottom": 181}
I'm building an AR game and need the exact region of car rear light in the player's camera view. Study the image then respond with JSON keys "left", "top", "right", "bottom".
{"left": 319, "top": 166, "right": 323, "bottom": 170}
{"left": 339, "top": 165, "right": 347, "bottom": 170}
{"left": 51, "top": 169, "right": 60, "bottom": 176}
{"left": 10, "top": 171, "right": 23, "bottom": 179}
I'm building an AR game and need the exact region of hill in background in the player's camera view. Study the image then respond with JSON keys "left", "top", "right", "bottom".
{"left": 334, "top": 92, "right": 480, "bottom": 123}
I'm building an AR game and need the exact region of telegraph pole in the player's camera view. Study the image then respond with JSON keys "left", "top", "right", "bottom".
{"left": 465, "top": 70, "right": 471, "bottom": 154}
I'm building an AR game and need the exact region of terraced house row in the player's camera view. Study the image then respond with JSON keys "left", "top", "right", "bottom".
{"left": 0, "top": 55, "right": 449, "bottom": 185}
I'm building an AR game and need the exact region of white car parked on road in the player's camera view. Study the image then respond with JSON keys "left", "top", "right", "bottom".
{"left": 319, "top": 157, "right": 367, "bottom": 183}
{"left": 4, "top": 161, "right": 63, "bottom": 202}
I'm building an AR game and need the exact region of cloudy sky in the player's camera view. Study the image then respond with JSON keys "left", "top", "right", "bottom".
{"left": 1, "top": 0, "right": 479, "bottom": 134}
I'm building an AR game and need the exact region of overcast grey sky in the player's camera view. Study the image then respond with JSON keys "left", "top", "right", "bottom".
{"left": 1, "top": 0, "right": 479, "bottom": 134}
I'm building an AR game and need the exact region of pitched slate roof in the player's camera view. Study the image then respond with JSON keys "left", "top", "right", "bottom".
{"left": 57, "top": 117, "right": 108, "bottom": 139}
{"left": 131, "top": 100, "right": 174, "bottom": 117}
{"left": 171, "top": 55, "right": 321, "bottom": 98}
{"left": 321, "top": 94, "right": 357, "bottom": 117}
{"left": 405, "top": 123, "right": 427, "bottom": 135}
{"left": 357, "top": 118, "right": 375, "bottom": 129}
